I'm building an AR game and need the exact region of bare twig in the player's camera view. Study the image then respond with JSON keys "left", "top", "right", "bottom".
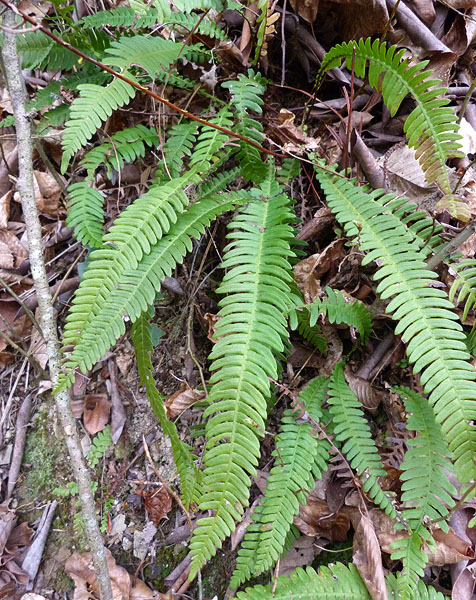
{"left": 6, "top": 392, "right": 32, "bottom": 499}
{"left": 0, "top": 6, "right": 112, "bottom": 599}
{"left": 22, "top": 500, "right": 58, "bottom": 584}
{"left": 352, "top": 132, "right": 386, "bottom": 190}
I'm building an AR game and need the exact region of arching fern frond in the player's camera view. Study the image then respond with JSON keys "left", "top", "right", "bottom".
{"left": 449, "top": 258, "right": 476, "bottom": 321}
{"left": 132, "top": 311, "right": 199, "bottom": 507}
{"left": 80, "top": 124, "right": 160, "bottom": 178}
{"left": 58, "top": 183, "right": 245, "bottom": 389}
{"left": 61, "top": 75, "right": 137, "bottom": 173}
{"left": 168, "top": 13, "right": 228, "bottom": 40}
{"left": 65, "top": 182, "right": 105, "bottom": 248}
{"left": 391, "top": 528, "right": 432, "bottom": 600}
{"left": 319, "top": 39, "right": 463, "bottom": 207}
{"left": 315, "top": 164, "right": 476, "bottom": 485}
{"left": 222, "top": 70, "right": 267, "bottom": 182}
{"left": 231, "top": 377, "right": 330, "bottom": 588}
{"left": 189, "top": 170, "right": 296, "bottom": 577}
{"left": 293, "top": 311, "right": 327, "bottom": 353}
{"left": 289, "top": 287, "right": 372, "bottom": 345}
{"left": 17, "top": 30, "right": 81, "bottom": 70}
{"left": 329, "top": 363, "right": 397, "bottom": 517}
{"left": 59, "top": 170, "right": 199, "bottom": 384}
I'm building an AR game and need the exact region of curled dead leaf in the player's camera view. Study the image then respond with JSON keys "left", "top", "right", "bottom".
{"left": 164, "top": 382, "right": 205, "bottom": 418}
{"left": 294, "top": 496, "right": 351, "bottom": 541}
{"left": 137, "top": 487, "right": 173, "bottom": 524}
{"left": 83, "top": 394, "right": 111, "bottom": 435}
{"left": 353, "top": 514, "right": 388, "bottom": 600}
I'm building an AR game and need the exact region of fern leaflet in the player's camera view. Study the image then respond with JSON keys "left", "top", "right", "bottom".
{"left": 88, "top": 425, "right": 112, "bottom": 468}
{"left": 449, "top": 258, "right": 476, "bottom": 321}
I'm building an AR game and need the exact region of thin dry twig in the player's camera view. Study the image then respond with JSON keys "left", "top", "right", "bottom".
{"left": 6, "top": 392, "right": 32, "bottom": 499}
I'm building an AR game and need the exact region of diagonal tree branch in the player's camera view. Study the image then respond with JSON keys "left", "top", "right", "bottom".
{"left": 0, "top": 4, "right": 113, "bottom": 599}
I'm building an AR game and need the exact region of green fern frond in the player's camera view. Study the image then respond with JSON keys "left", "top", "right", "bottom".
{"left": 80, "top": 124, "right": 160, "bottom": 178}
{"left": 61, "top": 75, "right": 137, "bottom": 173}
{"left": 132, "top": 311, "right": 199, "bottom": 507}
{"left": 289, "top": 287, "right": 372, "bottom": 345}
{"left": 189, "top": 170, "right": 296, "bottom": 577}
{"left": 78, "top": 6, "right": 169, "bottom": 28}
{"left": 17, "top": 30, "right": 80, "bottom": 70}
{"left": 189, "top": 108, "right": 235, "bottom": 169}
{"left": 449, "top": 258, "right": 476, "bottom": 321}
{"left": 329, "top": 363, "right": 397, "bottom": 517}
{"left": 65, "top": 182, "right": 105, "bottom": 248}
{"left": 391, "top": 528, "right": 431, "bottom": 600}
{"left": 88, "top": 425, "right": 112, "bottom": 468}
{"left": 173, "top": 0, "right": 224, "bottom": 13}
{"left": 60, "top": 171, "right": 198, "bottom": 381}
{"left": 395, "top": 386, "right": 456, "bottom": 528}
{"left": 103, "top": 35, "right": 182, "bottom": 78}
{"left": 58, "top": 183, "right": 243, "bottom": 389}
{"left": 155, "top": 121, "right": 198, "bottom": 182}
{"left": 222, "top": 70, "right": 267, "bottom": 182}
{"left": 168, "top": 13, "right": 228, "bottom": 40}
{"left": 387, "top": 574, "right": 445, "bottom": 600}
{"left": 234, "top": 564, "right": 371, "bottom": 600}
{"left": 319, "top": 38, "right": 463, "bottom": 199}
{"left": 231, "top": 377, "right": 330, "bottom": 588}
{"left": 315, "top": 164, "right": 476, "bottom": 485}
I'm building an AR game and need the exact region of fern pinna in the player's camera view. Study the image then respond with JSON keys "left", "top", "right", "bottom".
{"left": 189, "top": 168, "right": 297, "bottom": 576}
{"left": 231, "top": 377, "right": 330, "bottom": 588}
{"left": 318, "top": 38, "right": 466, "bottom": 220}
{"left": 315, "top": 163, "right": 476, "bottom": 486}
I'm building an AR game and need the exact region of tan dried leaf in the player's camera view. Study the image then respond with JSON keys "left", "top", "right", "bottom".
{"left": 0, "top": 301, "right": 29, "bottom": 353}
{"left": 288, "top": 0, "right": 319, "bottom": 23}
{"left": 65, "top": 548, "right": 155, "bottom": 600}
{"left": 293, "top": 239, "right": 345, "bottom": 302}
{"left": 294, "top": 496, "right": 350, "bottom": 541}
{"left": 278, "top": 535, "right": 317, "bottom": 576}
{"left": 28, "top": 309, "right": 48, "bottom": 369}
{"left": 344, "top": 365, "right": 380, "bottom": 415}
{"left": 202, "top": 312, "right": 221, "bottom": 342}
{"left": 353, "top": 514, "right": 388, "bottom": 600}
{"left": 83, "top": 394, "right": 111, "bottom": 434}
{"left": 441, "top": 0, "right": 476, "bottom": 7}
{"left": 138, "top": 487, "right": 173, "bottom": 524}
{"left": 32, "top": 170, "right": 64, "bottom": 217}
{"left": 0, "top": 230, "right": 28, "bottom": 269}
{"left": 0, "top": 191, "right": 12, "bottom": 229}
{"left": 164, "top": 382, "right": 205, "bottom": 418}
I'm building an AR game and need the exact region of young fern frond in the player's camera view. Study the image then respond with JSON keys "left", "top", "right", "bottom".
{"left": 189, "top": 108, "right": 235, "bottom": 169}
{"left": 294, "top": 311, "right": 327, "bottom": 353}
{"left": 231, "top": 377, "right": 330, "bottom": 588}
{"left": 61, "top": 75, "right": 137, "bottom": 173}
{"left": 189, "top": 170, "right": 296, "bottom": 577}
{"left": 131, "top": 311, "right": 199, "bottom": 507}
{"left": 319, "top": 39, "right": 464, "bottom": 215}
{"left": 222, "top": 70, "right": 267, "bottom": 182}
{"left": 80, "top": 124, "right": 160, "bottom": 178}
{"left": 65, "top": 182, "right": 105, "bottom": 248}
{"left": 389, "top": 387, "right": 455, "bottom": 599}
{"left": 329, "top": 363, "right": 396, "bottom": 517}
{"left": 18, "top": 30, "right": 83, "bottom": 70}
{"left": 289, "top": 287, "right": 372, "bottom": 345}
{"left": 315, "top": 164, "right": 476, "bottom": 485}
{"left": 449, "top": 258, "right": 476, "bottom": 321}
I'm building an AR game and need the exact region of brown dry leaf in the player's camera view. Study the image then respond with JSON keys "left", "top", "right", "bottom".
{"left": 442, "top": 0, "right": 476, "bottom": 7}
{"left": 83, "top": 394, "right": 111, "bottom": 434}
{"left": 353, "top": 514, "right": 388, "bottom": 600}
{"left": 293, "top": 239, "right": 345, "bottom": 302}
{"left": 289, "top": 0, "right": 319, "bottom": 23}
{"left": 278, "top": 535, "right": 317, "bottom": 577}
{"left": 294, "top": 496, "right": 351, "bottom": 541}
{"left": 65, "top": 548, "right": 155, "bottom": 600}
{"left": 370, "top": 509, "right": 474, "bottom": 565}
{"left": 18, "top": 1, "right": 53, "bottom": 18}
{"left": 271, "top": 109, "right": 320, "bottom": 153}
{"left": 441, "top": 8, "right": 476, "bottom": 54}
{"left": 409, "top": 0, "right": 436, "bottom": 25}
{"left": 215, "top": 41, "right": 248, "bottom": 68}
{"left": 320, "top": 0, "right": 389, "bottom": 39}
{"left": 138, "top": 487, "right": 173, "bottom": 524}
{"left": 0, "top": 230, "right": 28, "bottom": 269}
{"left": 164, "top": 382, "right": 205, "bottom": 418}
{"left": 0, "top": 504, "right": 17, "bottom": 556}
{"left": 0, "top": 191, "right": 12, "bottom": 229}
{"left": 0, "top": 302, "right": 29, "bottom": 353}
{"left": 32, "top": 171, "right": 64, "bottom": 217}
{"left": 202, "top": 312, "right": 221, "bottom": 342}
{"left": 452, "top": 561, "right": 476, "bottom": 600}
{"left": 344, "top": 365, "right": 381, "bottom": 415}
